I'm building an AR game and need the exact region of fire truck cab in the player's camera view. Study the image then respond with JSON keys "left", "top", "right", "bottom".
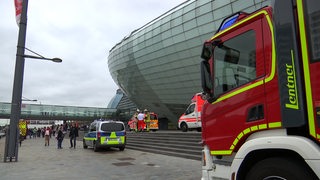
{"left": 178, "top": 93, "right": 204, "bottom": 132}
{"left": 200, "top": 0, "right": 320, "bottom": 179}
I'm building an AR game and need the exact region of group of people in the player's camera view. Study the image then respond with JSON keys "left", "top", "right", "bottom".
{"left": 131, "top": 109, "right": 151, "bottom": 132}
{"left": 27, "top": 126, "right": 54, "bottom": 139}
{"left": 56, "top": 123, "right": 79, "bottom": 149}
{"left": 41, "top": 124, "right": 66, "bottom": 147}
{"left": 24, "top": 123, "right": 79, "bottom": 149}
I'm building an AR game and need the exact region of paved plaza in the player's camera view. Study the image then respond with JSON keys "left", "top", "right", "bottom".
{"left": 0, "top": 136, "right": 201, "bottom": 180}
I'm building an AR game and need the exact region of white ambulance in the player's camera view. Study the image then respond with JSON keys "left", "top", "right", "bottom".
{"left": 178, "top": 93, "right": 205, "bottom": 132}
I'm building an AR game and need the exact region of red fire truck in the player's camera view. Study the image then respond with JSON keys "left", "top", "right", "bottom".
{"left": 178, "top": 93, "right": 204, "bottom": 132}
{"left": 200, "top": 0, "right": 320, "bottom": 179}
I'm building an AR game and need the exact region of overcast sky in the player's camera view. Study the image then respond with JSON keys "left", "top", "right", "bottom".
{"left": 0, "top": 0, "right": 186, "bottom": 108}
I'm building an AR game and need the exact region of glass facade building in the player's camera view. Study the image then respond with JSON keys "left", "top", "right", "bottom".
{"left": 108, "top": 89, "right": 138, "bottom": 122}
{"left": 107, "top": 89, "right": 137, "bottom": 110}
{"left": 108, "top": 0, "right": 271, "bottom": 125}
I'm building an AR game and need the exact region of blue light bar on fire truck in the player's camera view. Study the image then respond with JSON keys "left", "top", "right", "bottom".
{"left": 216, "top": 12, "right": 248, "bottom": 33}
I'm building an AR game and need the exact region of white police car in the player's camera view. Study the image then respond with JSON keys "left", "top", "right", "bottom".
{"left": 83, "top": 119, "right": 126, "bottom": 151}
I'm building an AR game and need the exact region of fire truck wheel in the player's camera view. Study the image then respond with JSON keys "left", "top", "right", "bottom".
{"left": 245, "top": 157, "right": 317, "bottom": 180}
{"left": 180, "top": 123, "right": 188, "bottom": 132}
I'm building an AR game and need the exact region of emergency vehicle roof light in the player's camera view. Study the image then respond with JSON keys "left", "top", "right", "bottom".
{"left": 218, "top": 13, "right": 239, "bottom": 32}
{"left": 216, "top": 12, "right": 248, "bottom": 33}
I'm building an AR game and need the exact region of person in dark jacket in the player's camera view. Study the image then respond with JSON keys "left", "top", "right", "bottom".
{"left": 69, "top": 123, "right": 79, "bottom": 149}
{"left": 57, "top": 126, "right": 64, "bottom": 149}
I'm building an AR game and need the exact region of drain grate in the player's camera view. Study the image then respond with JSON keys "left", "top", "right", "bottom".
{"left": 146, "top": 163, "right": 155, "bottom": 167}
{"left": 117, "top": 157, "right": 135, "bottom": 161}
{"left": 112, "top": 162, "right": 134, "bottom": 166}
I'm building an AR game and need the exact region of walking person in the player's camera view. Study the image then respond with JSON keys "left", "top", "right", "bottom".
{"left": 42, "top": 127, "right": 45, "bottom": 138}
{"left": 37, "top": 128, "right": 41, "bottom": 137}
{"left": 51, "top": 125, "right": 56, "bottom": 137}
{"left": 33, "top": 127, "right": 37, "bottom": 138}
{"left": 19, "top": 132, "right": 24, "bottom": 147}
{"left": 144, "top": 109, "right": 151, "bottom": 132}
{"left": 132, "top": 111, "right": 139, "bottom": 132}
{"left": 44, "top": 127, "right": 50, "bottom": 146}
{"left": 56, "top": 126, "right": 64, "bottom": 149}
{"left": 28, "top": 128, "right": 32, "bottom": 139}
{"left": 69, "top": 123, "right": 78, "bottom": 149}
{"left": 137, "top": 110, "right": 145, "bottom": 132}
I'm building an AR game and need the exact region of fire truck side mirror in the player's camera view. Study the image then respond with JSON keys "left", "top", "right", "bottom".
{"left": 200, "top": 60, "right": 212, "bottom": 95}
{"left": 223, "top": 46, "right": 240, "bottom": 64}
{"left": 201, "top": 42, "right": 212, "bottom": 60}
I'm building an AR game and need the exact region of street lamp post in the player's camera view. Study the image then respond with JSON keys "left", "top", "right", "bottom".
{"left": 23, "top": 54, "right": 62, "bottom": 63}
{"left": 4, "top": 0, "right": 62, "bottom": 162}
{"left": 4, "top": 0, "right": 29, "bottom": 163}
{"left": 23, "top": 47, "right": 62, "bottom": 63}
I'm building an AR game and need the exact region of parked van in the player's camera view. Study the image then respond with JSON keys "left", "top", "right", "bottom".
{"left": 178, "top": 93, "right": 205, "bottom": 132}
{"left": 83, "top": 119, "right": 126, "bottom": 151}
